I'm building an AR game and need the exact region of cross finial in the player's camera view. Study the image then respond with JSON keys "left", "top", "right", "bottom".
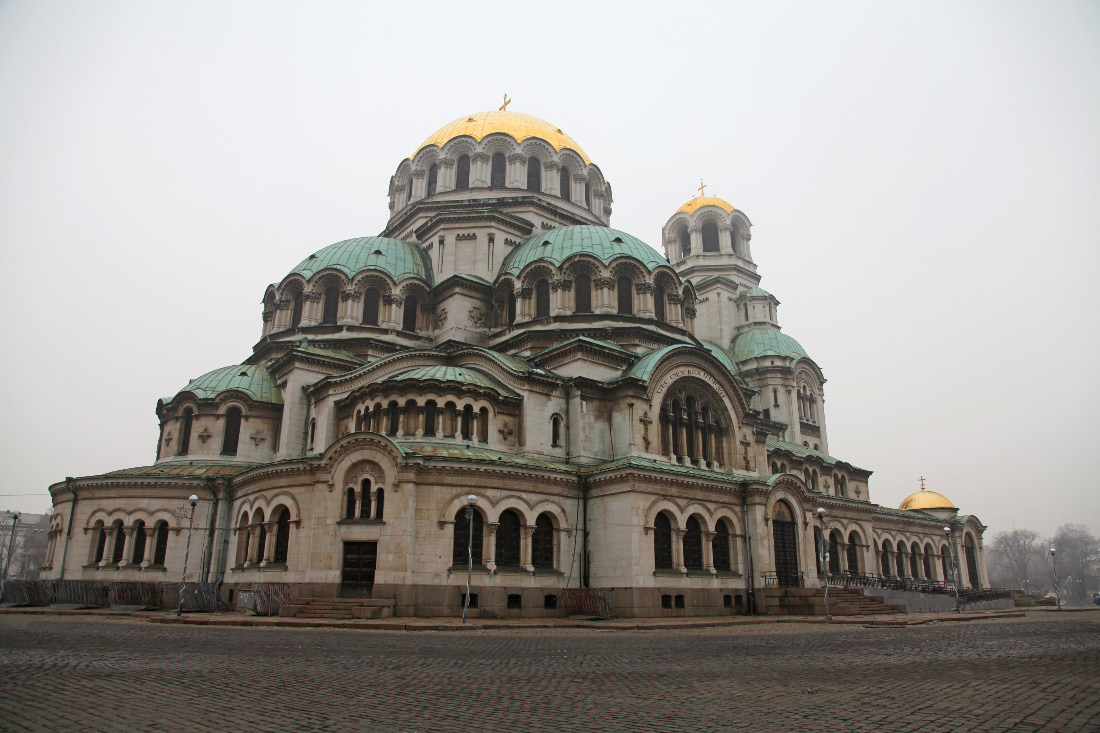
{"left": 697, "top": 179, "right": 707, "bottom": 197}
{"left": 919, "top": 476, "right": 926, "bottom": 490}
{"left": 499, "top": 93, "right": 511, "bottom": 111}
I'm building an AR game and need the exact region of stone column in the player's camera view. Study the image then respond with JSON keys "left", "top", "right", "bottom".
{"left": 703, "top": 531, "right": 715, "bottom": 573}
{"left": 507, "top": 153, "right": 525, "bottom": 188}
{"left": 246, "top": 527, "right": 260, "bottom": 566}
{"left": 117, "top": 526, "right": 135, "bottom": 568}
{"left": 719, "top": 225, "right": 734, "bottom": 254}
{"left": 521, "top": 526, "right": 535, "bottom": 572}
{"left": 301, "top": 291, "right": 322, "bottom": 327}
{"left": 485, "top": 523, "right": 498, "bottom": 573}
{"left": 672, "top": 529, "right": 686, "bottom": 573}
{"left": 514, "top": 287, "right": 533, "bottom": 324}
{"left": 272, "top": 298, "right": 291, "bottom": 331}
{"left": 99, "top": 527, "right": 117, "bottom": 568}
{"left": 261, "top": 522, "right": 277, "bottom": 565}
{"left": 689, "top": 225, "right": 702, "bottom": 255}
{"left": 594, "top": 277, "right": 615, "bottom": 315}
{"left": 339, "top": 288, "right": 360, "bottom": 326}
{"left": 667, "top": 293, "right": 684, "bottom": 327}
{"left": 544, "top": 161, "right": 561, "bottom": 196}
{"left": 141, "top": 527, "right": 157, "bottom": 568}
{"left": 635, "top": 281, "right": 654, "bottom": 318}
{"left": 471, "top": 152, "right": 490, "bottom": 187}
{"left": 438, "top": 158, "right": 455, "bottom": 192}
{"left": 382, "top": 294, "right": 402, "bottom": 330}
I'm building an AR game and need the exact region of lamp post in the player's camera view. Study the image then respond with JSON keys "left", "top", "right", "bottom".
{"left": 1050, "top": 547, "right": 1060, "bottom": 611}
{"left": 1, "top": 511, "right": 20, "bottom": 581}
{"left": 944, "top": 526, "right": 960, "bottom": 613}
{"left": 816, "top": 507, "right": 831, "bottom": 620}
{"left": 176, "top": 495, "right": 199, "bottom": 617}
{"left": 462, "top": 494, "right": 477, "bottom": 623}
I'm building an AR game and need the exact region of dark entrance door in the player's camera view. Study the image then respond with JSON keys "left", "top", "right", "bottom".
{"left": 772, "top": 515, "right": 800, "bottom": 588}
{"left": 341, "top": 541, "right": 377, "bottom": 598}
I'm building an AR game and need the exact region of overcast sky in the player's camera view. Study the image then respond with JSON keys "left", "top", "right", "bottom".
{"left": 1, "top": 1, "right": 1097, "bottom": 538}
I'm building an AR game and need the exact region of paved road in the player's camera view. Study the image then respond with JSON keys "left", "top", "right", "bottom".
{"left": 0, "top": 613, "right": 1097, "bottom": 732}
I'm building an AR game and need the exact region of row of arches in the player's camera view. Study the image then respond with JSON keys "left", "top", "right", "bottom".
{"left": 234, "top": 506, "right": 292, "bottom": 568}
{"left": 170, "top": 407, "right": 244, "bottom": 458}
{"left": 652, "top": 513, "right": 739, "bottom": 573}
{"left": 271, "top": 283, "right": 425, "bottom": 335}
{"left": 350, "top": 399, "right": 494, "bottom": 443}
{"left": 797, "top": 385, "right": 818, "bottom": 423}
{"left": 766, "top": 460, "right": 849, "bottom": 498}
{"left": 665, "top": 210, "right": 751, "bottom": 262}
{"left": 421, "top": 154, "right": 591, "bottom": 208}
{"left": 344, "top": 480, "right": 385, "bottom": 521}
{"left": 876, "top": 534, "right": 981, "bottom": 587}
{"left": 658, "top": 383, "right": 731, "bottom": 468}
{"left": 88, "top": 519, "right": 170, "bottom": 569}
{"left": 451, "top": 507, "right": 561, "bottom": 571}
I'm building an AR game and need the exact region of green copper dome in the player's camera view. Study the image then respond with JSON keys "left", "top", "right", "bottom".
{"left": 732, "top": 327, "right": 809, "bottom": 363}
{"left": 499, "top": 225, "right": 668, "bottom": 278}
{"left": 288, "top": 236, "right": 433, "bottom": 285}
{"left": 171, "top": 365, "right": 283, "bottom": 405}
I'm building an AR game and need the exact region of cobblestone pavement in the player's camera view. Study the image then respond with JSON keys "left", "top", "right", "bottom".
{"left": 0, "top": 613, "right": 1097, "bottom": 732}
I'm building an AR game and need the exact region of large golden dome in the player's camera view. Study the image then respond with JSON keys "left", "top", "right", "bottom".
{"left": 899, "top": 486, "right": 957, "bottom": 511}
{"left": 677, "top": 195, "right": 735, "bottom": 216}
{"left": 414, "top": 111, "right": 591, "bottom": 164}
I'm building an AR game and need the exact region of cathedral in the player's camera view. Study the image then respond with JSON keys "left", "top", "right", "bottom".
{"left": 40, "top": 108, "right": 989, "bottom": 617}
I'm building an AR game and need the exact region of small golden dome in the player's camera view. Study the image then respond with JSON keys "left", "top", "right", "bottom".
{"left": 899, "top": 486, "right": 957, "bottom": 511}
{"left": 414, "top": 111, "right": 591, "bottom": 164}
{"left": 677, "top": 195, "right": 735, "bottom": 216}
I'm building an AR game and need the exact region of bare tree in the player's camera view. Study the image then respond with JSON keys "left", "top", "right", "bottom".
{"left": 1045, "top": 524, "right": 1100, "bottom": 603}
{"left": 989, "top": 528, "right": 1042, "bottom": 593}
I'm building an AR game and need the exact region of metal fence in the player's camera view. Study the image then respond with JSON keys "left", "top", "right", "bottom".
{"left": 559, "top": 588, "right": 616, "bottom": 619}
{"left": 252, "top": 582, "right": 295, "bottom": 616}
{"left": 815, "top": 572, "right": 1013, "bottom": 605}
{"left": 0, "top": 579, "right": 225, "bottom": 612}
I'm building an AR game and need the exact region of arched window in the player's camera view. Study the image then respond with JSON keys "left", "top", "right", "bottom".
{"left": 402, "top": 296, "right": 418, "bottom": 332}
{"left": 221, "top": 407, "right": 242, "bottom": 456}
{"left": 507, "top": 292, "right": 517, "bottom": 325}
{"left": 322, "top": 286, "right": 340, "bottom": 324}
{"left": 839, "top": 476, "right": 847, "bottom": 498}
{"left": 255, "top": 510, "right": 267, "bottom": 564}
{"left": 362, "top": 288, "right": 380, "bottom": 325}
{"left": 910, "top": 542, "right": 921, "bottom": 578}
{"left": 405, "top": 179, "right": 413, "bottom": 203}
{"left": 154, "top": 522, "right": 169, "bottom": 566}
{"left": 455, "top": 155, "right": 470, "bottom": 190}
{"left": 477, "top": 406, "right": 489, "bottom": 442}
{"left": 131, "top": 520, "right": 146, "bottom": 564}
{"left": 387, "top": 401, "right": 400, "bottom": 436}
{"left": 273, "top": 507, "right": 290, "bottom": 564}
{"left": 423, "top": 400, "right": 437, "bottom": 436}
{"left": 452, "top": 507, "right": 482, "bottom": 566}
{"left": 110, "top": 520, "right": 125, "bottom": 564}
{"left": 683, "top": 517, "right": 703, "bottom": 570}
{"left": 551, "top": 415, "right": 562, "bottom": 447}
{"left": 93, "top": 521, "right": 107, "bottom": 564}
{"left": 574, "top": 273, "right": 591, "bottom": 313}
{"left": 584, "top": 181, "right": 591, "bottom": 209}
{"left": 360, "top": 479, "right": 372, "bottom": 519}
{"left": 713, "top": 521, "right": 731, "bottom": 572}
{"left": 308, "top": 419, "right": 316, "bottom": 450}
{"left": 881, "top": 541, "right": 893, "bottom": 576}
{"left": 491, "top": 153, "right": 506, "bottom": 187}
{"left": 847, "top": 531, "right": 860, "bottom": 573}
{"left": 374, "top": 488, "right": 384, "bottom": 520}
{"left": 495, "top": 510, "right": 522, "bottom": 567}
{"left": 923, "top": 544, "right": 934, "bottom": 578}
{"left": 941, "top": 546, "right": 951, "bottom": 582}
{"left": 896, "top": 545, "right": 907, "bottom": 578}
{"left": 653, "top": 513, "right": 673, "bottom": 570}
{"left": 177, "top": 408, "right": 194, "bottom": 456}
{"left": 559, "top": 167, "right": 571, "bottom": 202}
{"left": 811, "top": 470, "right": 819, "bottom": 491}
{"left": 535, "top": 279, "right": 550, "bottom": 318}
{"left": 771, "top": 502, "right": 799, "bottom": 586}
{"left": 460, "top": 404, "right": 473, "bottom": 440}
{"left": 426, "top": 164, "right": 438, "bottom": 196}
{"left": 345, "top": 487, "right": 357, "bottom": 519}
{"left": 829, "top": 531, "right": 842, "bottom": 574}
{"left": 289, "top": 290, "right": 304, "bottom": 328}
{"left": 964, "top": 535, "right": 980, "bottom": 587}
{"left": 702, "top": 221, "right": 719, "bottom": 252}
{"left": 235, "top": 514, "right": 249, "bottom": 566}
{"left": 527, "top": 157, "right": 541, "bottom": 191}
{"left": 532, "top": 513, "right": 554, "bottom": 569}
{"left": 679, "top": 228, "right": 691, "bottom": 256}
{"left": 616, "top": 276, "right": 633, "bottom": 314}
{"left": 654, "top": 284, "right": 666, "bottom": 322}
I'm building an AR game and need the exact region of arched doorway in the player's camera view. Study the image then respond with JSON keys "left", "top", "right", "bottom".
{"left": 771, "top": 501, "right": 800, "bottom": 587}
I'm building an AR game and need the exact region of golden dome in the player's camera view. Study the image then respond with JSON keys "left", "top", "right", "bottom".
{"left": 414, "top": 111, "right": 591, "bottom": 165}
{"left": 677, "top": 195, "right": 735, "bottom": 216}
{"left": 898, "top": 486, "right": 957, "bottom": 511}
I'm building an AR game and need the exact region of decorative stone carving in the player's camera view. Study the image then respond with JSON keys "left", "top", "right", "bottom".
{"left": 435, "top": 308, "right": 448, "bottom": 329}
{"left": 498, "top": 421, "right": 513, "bottom": 440}
{"left": 249, "top": 430, "right": 267, "bottom": 447}
{"left": 635, "top": 281, "right": 653, "bottom": 293}
{"left": 164, "top": 431, "right": 173, "bottom": 447}
{"left": 541, "top": 222, "right": 556, "bottom": 230}
{"left": 455, "top": 233, "right": 477, "bottom": 241}
{"left": 341, "top": 288, "right": 361, "bottom": 302}
{"left": 639, "top": 411, "right": 652, "bottom": 451}
{"left": 197, "top": 427, "right": 213, "bottom": 444}
{"left": 468, "top": 306, "right": 485, "bottom": 327}
{"left": 594, "top": 277, "right": 615, "bottom": 289}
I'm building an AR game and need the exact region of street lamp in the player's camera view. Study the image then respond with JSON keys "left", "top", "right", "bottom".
{"left": 944, "top": 526, "right": 961, "bottom": 613}
{"left": 462, "top": 494, "right": 478, "bottom": 624}
{"left": 1050, "top": 547, "right": 1060, "bottom": 611}
{"left": 2, "top": 511, "right": 20, "bottom": 581}
{"left": 816, "top": 507, "right": 831, "bottom": 620}
{"left": 176, "top": 495, "right": 199, "bottom": 616}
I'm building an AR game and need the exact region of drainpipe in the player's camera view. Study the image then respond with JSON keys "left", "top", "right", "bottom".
{"left": 201, "top": 478, "right": 220, "bottom": 583}
{"left": 213, "top": 477, "right": 233, "bottom": 585}
{"left": 742, "top": 487, "right": 755, "bottom": 615}
{"left": 58, "top": 479, "right": 76, "bottom": 581}
{"left": 581, "top": 474, "right": 589, "bottom": 589}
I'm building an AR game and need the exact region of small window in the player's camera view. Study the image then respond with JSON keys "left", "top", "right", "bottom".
{"left": 461, "top": 592, "right": 478, "bottom": 609}
{"left": 455, "top": 155, "right": 470, "bottom": 189}
{"left": 93, "top": 522, "right": 107, "bottom": 563}
{"left": 574, "top": 274, "right": 592, "bottom": 313}
{"left": 723, "top": 594, "right": 733, "bottom": 609}
{"left": 291, "top": 291, "right": 304, "bottom": 327}
{"left": 674, "top": 594, "right": 685, "bottom": 609}
{"left": 559, "top": 167, "right": 571, "bottom": 202}
{"left": 405, "top": 179, "right": 413, "bottom": 203}
{"left": 374, "top": 488, "right": 385, "bottom": 520}
{"left": 402, "top": 296, "right": 418, "bottom": 332}
{"left": 679, "top": 228, "right": 691, "bottom": 256}
{"left": 273, "top": 507, "right": 290, "bottom": 564}
{"left": 507, "top": 292, "right": 517, "bottom": 325}
{"left": 221, "top": 407, "right": 242, "bottom": 456}
{"left": 535, "top": 279, "right": 550, "bottom": 318}
{"left": 426, "top": 164, "right": 438, "bottom": 196}
{"left": 423, "top": 400, "right": 437, "bottom": 437}
{"left": 527, "top": 157, "right": 541, "bottom": 192}
{"left": 308, "top": 419, "right": 316, "bottom": 450}
{"left": 654, "top": 284, "right": 666, "bottom": 322}
{"left": 773, "top": 389, "right": 780, "bottom": 407}
{"left": 702, "top": 221, "right": 719, "bottom": 252}
{"left": 177, "top": 408, "right": 194, "bottom": 456}
{"left": 584, "top": 181, "right": 591, "bottom": 209}
{"left": 616, "top": 276, "right": 633, "bottom": 315}
{"left": 345, "top": 488, "right": 356, "bottom": 519}
{"left": 322, "top": 286, "right": 340, "bottom": 324}
{"left": 551, "top": 415, "right": 562, "bottom": 447}
{"left": 661, "top": 594, "right": 673, "bottom": 609}
{"left": 544, "top": 594, "right": 557, "bottom": 610}
{"left": 130, "top": 520, "right": 146, "bottom": 564}
{"left": 153, "top": 522, "right": 169, "bottom": 565}
{"left": 491, "top": 153, "right": 506, "bottom": 187}
{"left": 507, "top": 593, "right": 522, "bottom": 610}
{"left": 359, "top": 479, "right": 371, "bottom": 519}
{"left": 362, "top": 288, "right": 380, "bottom": 326}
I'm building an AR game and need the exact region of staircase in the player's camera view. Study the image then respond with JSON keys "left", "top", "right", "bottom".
{"left": 279, "top": 597, "right": 395, "bottom": 620}
{"left": 762, "top": 587, "right": 904, "bottom": 616}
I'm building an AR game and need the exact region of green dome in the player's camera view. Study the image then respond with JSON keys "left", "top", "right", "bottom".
{"left": 499, "top": 225, "right": 667, "bottom": 278}
{"left": 288, "top": 237, "right": 433, "bottom": 286}
{"left": 171, "top": 365, "right": 283, "bottom": 405}
{"left": 732, "top": 327, "right": 809, "bottom": 363}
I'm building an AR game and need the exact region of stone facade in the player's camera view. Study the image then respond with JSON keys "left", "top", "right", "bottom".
{"left": 41, "top": 110, "right": 989, "bottom": 617}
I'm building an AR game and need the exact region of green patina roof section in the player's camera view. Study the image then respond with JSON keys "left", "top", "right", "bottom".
{"left": 874, "top": 506, "right": 940, "bottom": 521}
{"left": 767, "top": 437, "right": 867, "bottom": 471}
{"left": 288, "top": 236, "right": 433, "bottom": 285}
{"left": 732, "top": 327, "right": 809, "bottom": 363}
{"left": 101, "top": 463, "right": 259, "bottom": 479}
{"left": 410, "top": 444, "right": 575, "bottom": 474}
{"left": 537, "top": 336, "right": 636, "bottom": 359}
{"left": 452, "top": 346, "right": 533, "bottom": 374}
{"left": 383, "top": 365, "right": 521, "bottom": 399}
{"left": 294, "top": 346, "right": 365, "bottom": 364}
{"left": 700, "top": 340, "right": 740, "bottom": 376}
{"left": 171, "top": 364, "right": 283, "bottom": 405}
{"left": 739, "top": 287, "right": 774, "bottom": 299}
{"left": 500, "top": 225, "right": 668, "bottom": 277}
{"left": 580, "top": 456, "right": 760, "bottom": 485}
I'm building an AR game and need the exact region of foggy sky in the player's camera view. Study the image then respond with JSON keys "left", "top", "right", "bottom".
{"left": 1, "top": 1, "right": 1097, "bottom": 539}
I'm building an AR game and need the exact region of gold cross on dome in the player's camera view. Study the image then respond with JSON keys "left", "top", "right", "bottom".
{"left": 697, "top": 180, "right": 707, "bottom": 197}
{"left": 919, "top": 476, "right": 926, "bottom": 490}
{"left": 499, "top": 93, "right": 511, "bottom": 111}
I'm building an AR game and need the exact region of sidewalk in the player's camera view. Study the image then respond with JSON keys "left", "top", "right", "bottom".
{"left": 0, "top": 604, "right": 1057, "bottom": 631}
